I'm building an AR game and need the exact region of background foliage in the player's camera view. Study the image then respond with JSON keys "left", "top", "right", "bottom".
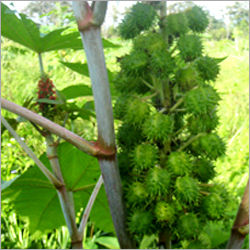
{"left": 1, "top": 1, "right": 249, "bottom": 249}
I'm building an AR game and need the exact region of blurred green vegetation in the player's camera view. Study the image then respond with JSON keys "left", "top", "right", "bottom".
{"left": 1, "top": 2, "right": 249, "bottom": 249}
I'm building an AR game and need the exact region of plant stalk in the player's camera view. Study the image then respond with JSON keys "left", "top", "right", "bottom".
{"left": 1, "top": 98, "right": 111, "bottom": 157}
{"left": 72, "top": 2, "right": 134, "bottom": 248}
{"left": 38, "top": 53, "right": 45, "bottom": 76}
{"left": 78, "top": 175, "right": 103, "bottom": 236}
{"left": 226, "top": 179, "right": 249, "bottom": 249}
{"left": 45, "top": 133, "right": 82, "bottom": 249}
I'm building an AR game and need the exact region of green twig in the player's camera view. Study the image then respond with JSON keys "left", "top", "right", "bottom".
{"left": 169, "top": 97, "right": 184, "bottom": 113}
{"left": 1, "top": 117, "right": 62, "bottom": 188}
{"left": 177, "top": 133, "right": 205, "bottom": 152}
{"left": 78, "top": 175, "right": 103, "bottom": 237}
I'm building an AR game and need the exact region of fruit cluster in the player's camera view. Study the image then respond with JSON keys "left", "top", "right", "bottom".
{"left": 116, "top": 3, "right": 229, "bottom": 248}
{"left": 37, "top": 76, "right": 56, "bottom": 115}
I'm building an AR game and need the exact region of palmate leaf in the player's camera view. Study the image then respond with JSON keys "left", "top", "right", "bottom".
{"left": 60, "top": 84, "right": 93, "bottom": 100}
{"left": 1, "top": 3, "right": 42, "bottom": 52}
{"left": 60, "top": 61, "right": 114, "bottom": 81}
{"left": 2, "top": 142, "right": 114, "bottom": 234}
{"left": 1, "top": 3, "right": 119, "bottom": 53}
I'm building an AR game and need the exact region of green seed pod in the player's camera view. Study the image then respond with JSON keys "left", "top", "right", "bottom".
{"left": 191, "top": 133, "right": 226, "bottom": 160}
{"left": 146, "top": 167, "right": 171, "bottom": 197}
{"left": 192, "top": 158, "right": 215, "bottom": 183}
{"left": 155, "top": 201, "right": 175, "bottom": 223}
{"left": 119, "top": 3, "right": 157, "bottom": 40}
{"left": 113, "top": 95, "right": 130, "bottom": 120}
{"left": 143, "top": 113, "right": 174, "bottom": 142}
{"left": 184, "top": 86, "right": 220, "bottom": 114}
{"left": 115, "top": 74, "right": 151, "bottom": 94}
{"left": 175, "top": 64, "right": 202, "bottom": 91}
{"left": 198, "top": 232, "right": 211, "bottom": 249}
{"left": 126, "top": 182, "right": 148, "bottom": 205}
{"left": 167, "top": 151, "right": 192, "bottom": 176}
{"left": 128, "top": 210, "right": 154, "bottom": 234}
{"left": 120, "top": 50, "right": 149, "bottom": 77}
{"left": 163, "top": 12, "right": 189, "bottom": 37}
{"left": 202, "top": 193, "right": 224, "bottom": 219}
{"left": 150, "top": 50, "right": 175, "bottom": 76}
{"left": 185, "top": 6, "right": 209, "bottom": 33}
{"left": 117, "top": 122, "right": 144, "bottom": 149}
{"left": 187, "top": 111, "right": 219, "bottom": 134}
{"left": 133, "top": 32, "right": 166, "bottom": 54}
{"left": 175, "top": 176, "right": 200, "bottom": 203}
{"left": 125, "top": 98, "right": 150, "bottom": 126}
{"left": 132, "top": 143, "right": 159, "bottom": 171}
{"left": 178, "top": 213, "right": 199, "bottom": 238}
{"left": 117, "top": 150, "right": 133, "bottom": 178}
{"left": 178, "top": 34, "right": 203, "bottom": 62}
{"left": 195, "top": 56, "right": 220, "bottom": 81}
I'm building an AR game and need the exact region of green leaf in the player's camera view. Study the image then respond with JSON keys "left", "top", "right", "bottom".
{"left": 95, "top": 236, "right": 120, "bottom": 249}
{"left": 2, "top": 142, "right": 114, "bottom": 234}
{"left": 139, "top": 234, "right": 157, "bottom": 249}
{"left": 60, "top": 84, "right": 92, "bottom": 100}
{"left": 60, "top": 61, "right": 114, "bottom": 81}
{"left": 203, "top": 221, "right": 230, "bottom": 248}
{"left": 1, "top": 3, "right": 42, "bottom": 52}
{"left": 1, "top": 3, "right": 119, "bottom": 53}
{"left": 213, "top": 56, "right": 228, "bottom": 63}
{"left": 60, "top": 61, "right": 89, "bottom": 76}
{"left": 37, "top": 98, "right": 63, "bottom": 105}
{"left": 102, "top": 39, "right": 121, "bottom": 49}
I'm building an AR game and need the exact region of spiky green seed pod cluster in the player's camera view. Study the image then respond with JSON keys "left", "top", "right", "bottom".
{"left": 143, "top": 113, "right": 174, "bottom": 142}
{"left": 178, "top": 213, "right": 199, "bottom": 237}
{"left": 119, "top": 3, "right": 157, "bottom": 40}
{"left": 185, "top": 6, "right": 209, "bottom": 33}
{"left": 128, "top": 210, "right": 154, "bottom": 234}
{"left": 155, "top": 201, "right": 175, "bottom": 223}
{"left": 175, "top": 65, "right": 201, "bottom": 91}
{"left": 195, "top": 56, "right": 221, "bottom": 81}
{"left": 126, "top": 182, "right": 148, "bottom": 206}
{"left": 132, "top": 144, "right": 159, "bottom": 171}
{"left": 176, "top": 176, "right": 200, "bottom": 203}
{"left": 202, "top": 193, "right": 225, "bottom": 219}
{"left": 192, "top": 158, "right": 215, "bottom": 183}
{"left": 184, "top": 86, "right": 220, "bottom": 114}
{"left": 145, "top": 167, "right": 171, "bottom": 197}
{"left": 115, "top": 2, "right": 229, "bottom": 246}
{"left": 124, "top": 98, "right": 150, "bottom": 126}
{"left": 163, "top": 12, "right": 189, "bottom": 37}
{"left": 191, "top": 133, "right": 226, "bottom": 160}
{"left": 178, "top": 34, "right": 203, "bottom": 62}
{"left": 167, "top": 151, "right": 192, "bottom": 176}
{"left": 187, "top": 112, "right": 219, "bottom": 134}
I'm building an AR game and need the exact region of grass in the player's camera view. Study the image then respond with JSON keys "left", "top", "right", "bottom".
{"left": 203, "top": 39, "right": 249, "bottom": 199}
